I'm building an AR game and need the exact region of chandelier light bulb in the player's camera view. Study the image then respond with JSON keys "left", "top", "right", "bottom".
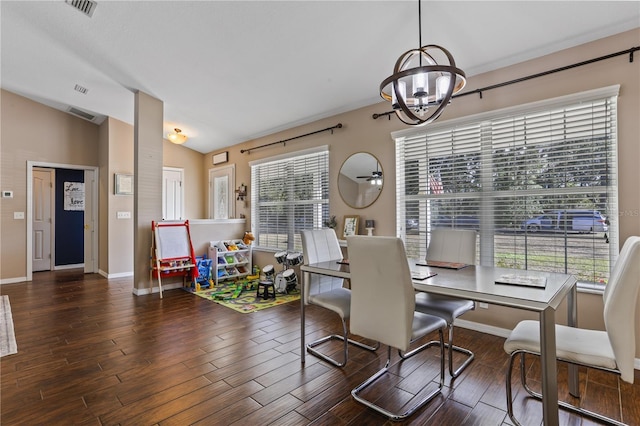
{"left": 413, "top": 72, "right": 428, "bottom": 98}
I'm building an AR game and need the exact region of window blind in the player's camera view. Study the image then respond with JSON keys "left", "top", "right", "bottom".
{"left": 251, "top": 148, "right": 329, "bottom": 251}
{"left": 396, "top": 87, "right": 618, "bottom": 285}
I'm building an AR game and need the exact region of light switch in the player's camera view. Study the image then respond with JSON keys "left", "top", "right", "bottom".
{"left": 14, "top": 212, "right": 24, "bottom": 219}
{"left": 117, "top": 211, "right": 131, "bottom": 219}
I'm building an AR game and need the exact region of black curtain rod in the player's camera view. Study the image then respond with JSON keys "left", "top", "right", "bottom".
{"left": 373, "top": 45, "right": 640, "bottom": 120}
{"left": 240, "top": 123, "right": 343, "bottom": 154}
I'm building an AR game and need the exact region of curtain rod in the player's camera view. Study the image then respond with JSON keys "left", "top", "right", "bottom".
{"left": 373, "top": 45, "right": 639, "bottom": 120}
{"left": 241, "top": 123, "right": 343, "bottom": 154}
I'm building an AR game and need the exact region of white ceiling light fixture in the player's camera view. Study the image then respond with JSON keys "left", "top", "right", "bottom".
{"left": 379, "top": 0, "right": 466, "bottom": 126}
{"left": 168, "top": 128, "right": 188, "bottom": 144}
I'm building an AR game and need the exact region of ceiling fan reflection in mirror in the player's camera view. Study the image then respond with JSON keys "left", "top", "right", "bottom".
{"left": 357, "top": 170, "right": 383, "bottom": 185}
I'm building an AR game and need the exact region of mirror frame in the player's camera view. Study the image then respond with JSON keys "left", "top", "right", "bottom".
{"left": 337, "top": 152, "right": 383, "bottom": 209}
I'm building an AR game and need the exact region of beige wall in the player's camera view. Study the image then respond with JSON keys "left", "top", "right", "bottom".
{"left": 214, "top": 28, "right": 639, "bottom": 246}
{"left": 99, "top": 117, "right": 135, "bottom": 276}
{"left": 0, "top": 90, "right": 100, "bottom": 280}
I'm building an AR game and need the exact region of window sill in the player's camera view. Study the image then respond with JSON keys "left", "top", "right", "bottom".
{"left": 577, "top": 281, "right": 605, "bottom": 295}
{"left": 189, "top": 218, "right": 246, "bottom": 225}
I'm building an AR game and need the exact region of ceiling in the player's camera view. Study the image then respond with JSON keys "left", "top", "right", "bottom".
{"left": 2, "top": 1, "right": 638, "bottom": 154}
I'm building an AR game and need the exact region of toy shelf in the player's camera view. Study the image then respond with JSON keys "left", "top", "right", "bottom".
{"left": 208, "top": 239, "right": 252, "bottom": 286}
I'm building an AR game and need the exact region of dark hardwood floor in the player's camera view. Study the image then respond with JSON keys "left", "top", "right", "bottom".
{"left": 1, "top": 270, "right": 639, "bottom": 425}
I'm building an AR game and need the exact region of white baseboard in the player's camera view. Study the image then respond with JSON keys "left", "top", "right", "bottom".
{"left": 133, "top": 282, "right": 182, "bottom": 296}
{"left": 455, "top": 318, "right": 512, "bottom": 338}
{"left": 98, "top": 269, "right": 133, "bottom": 279}
{"left": 0, "top": 277, "right": 28, "bottom": 285}
{"left": 454, "top": 318, "right": 640, "bottom": 371}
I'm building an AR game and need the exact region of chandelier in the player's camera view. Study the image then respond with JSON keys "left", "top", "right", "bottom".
{"left": 380, "top": 0, "right": 466, "bottom": 126}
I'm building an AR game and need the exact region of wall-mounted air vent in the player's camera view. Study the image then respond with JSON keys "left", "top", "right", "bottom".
{"left": 65, "top": 0, "right": 97, "bottom": 18}
{"left": 68, "top": 107, "right": 96, "bottom": 122}
{"left": 74, "top": 84, "right": 88, "bottom": 95}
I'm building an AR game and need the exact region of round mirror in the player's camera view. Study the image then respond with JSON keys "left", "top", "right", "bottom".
{"left": 338, "top": 152, "right": 383, "bottom": 209}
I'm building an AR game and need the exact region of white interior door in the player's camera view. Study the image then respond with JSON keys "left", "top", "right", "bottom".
{"left": 33, "top": 168, "right": 54, "bottom": 271}
{"left": 163, "top": 168, "right": 183, "bottom": 220}
{"left": 83, "top": 169, "right": 96, "bottom": 273}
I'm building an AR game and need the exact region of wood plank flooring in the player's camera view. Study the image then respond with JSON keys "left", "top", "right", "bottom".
{"left": 1, "top": 270, "right": 639, "bottom": 425}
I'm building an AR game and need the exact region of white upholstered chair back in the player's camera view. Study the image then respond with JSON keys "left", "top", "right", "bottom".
{"left": 426, "top": 229, "right": 477, "bottom": 265}
{"left": 347, "top": 236, "right": 415, "bottom": 352}
{"left": 300, "top": 229, "right": 345, "bottom": 303}
{"left": 602, "top": 236, "right": 640, "bottom": 383}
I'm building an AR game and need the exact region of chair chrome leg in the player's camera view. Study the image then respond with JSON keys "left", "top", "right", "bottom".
{"left": 306, "top": 318, "right": 379, "bottom": 367}
{"left": 506, "top": 350, "right": 628, "bottom": 426}
{"left": 400, "top": 325, "right": 474, "bottom": 377}
{"left": 445, "top": 324, "right": 474, "bottom": 378}
{"left": 505, "top": 351, "right": 522, "bottom": 426}
{"left": 353, "top": 330, "right": 445, "bottom": 421}
{"left": 398, "top": 340, "right": 441, "bottom": 359}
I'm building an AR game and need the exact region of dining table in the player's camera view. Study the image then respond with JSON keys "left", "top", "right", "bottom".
{"left": 299, "top": 259, "right": 578, "bottom": 426}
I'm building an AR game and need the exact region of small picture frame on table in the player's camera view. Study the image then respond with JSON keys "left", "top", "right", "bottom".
{"left": 342, "top": 215, "right": 359, "bottom": 239}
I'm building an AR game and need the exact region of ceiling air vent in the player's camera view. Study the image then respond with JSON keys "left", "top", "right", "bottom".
{"left": 65, "top": 0, "right": 97, "bottom": 18}
{"left": 68, "top": 107, "right": 96, "bottom": 122}
{"left": 74, "top": 84, "right": 88, "bottom": 94}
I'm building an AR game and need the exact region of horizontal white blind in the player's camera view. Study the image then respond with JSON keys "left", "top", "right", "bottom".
{"left": 396, "top": 94, "right": 618, "bottom": 284}
{"left": 251, "top": 149, "right": 329, "bottom": 251}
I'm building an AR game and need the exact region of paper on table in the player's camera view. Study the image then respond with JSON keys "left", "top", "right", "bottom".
{"left": 416, "top": 260, "right": 469, "bottom": 270}
{"left": 495, "top": 274, "right": 547, "bottom": 288}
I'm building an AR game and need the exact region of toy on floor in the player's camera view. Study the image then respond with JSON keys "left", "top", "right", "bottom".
{"left": 192, "top": 255, "right": 213, "bottom": 290}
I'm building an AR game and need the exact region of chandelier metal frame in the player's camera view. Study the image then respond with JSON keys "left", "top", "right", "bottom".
{"left": 379, "top": 0, "right": 466, "bottom": 126}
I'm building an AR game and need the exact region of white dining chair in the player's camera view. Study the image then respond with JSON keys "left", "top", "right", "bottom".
{"left": 300, "top": 229, "right": 378, "bottom": 367}
{"left": 347, "top": 236, "right": 447, "bottom": 421}
{"left": 504, "top": 235, "right": 640, "bottom": 426}
{"left": 414, "top": 228, "right": 477, "bottom": 377}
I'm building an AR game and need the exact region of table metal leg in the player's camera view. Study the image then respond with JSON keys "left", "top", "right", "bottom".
{"left": 301, "top": 270, "right": 308, "bottom": 364}
{"left": 540, "top": 307, "right": 560, "bottom": 426}
{"left": 567, "top": 284, "right": 580, "bottom": 397}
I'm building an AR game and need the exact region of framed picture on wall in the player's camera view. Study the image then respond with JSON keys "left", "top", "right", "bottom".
{"left": 342, "top": 215, "right": 359, "bottom": 239}
{"left": 114, "top": 173, "right": 133, "bottom": 195}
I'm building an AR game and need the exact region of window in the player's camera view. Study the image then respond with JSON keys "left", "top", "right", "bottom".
{"left": 395, "top": 86, "right": 619, "bottom": 285}
{"left": 250, "top": 146, "right": 329, "bottom": 251}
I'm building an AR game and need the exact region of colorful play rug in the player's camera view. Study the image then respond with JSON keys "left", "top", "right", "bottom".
{"left": 183, "top": 279, "right": 300, "bottom": 314}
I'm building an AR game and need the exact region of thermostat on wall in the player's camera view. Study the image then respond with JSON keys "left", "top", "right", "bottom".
{"left": 2, "top": 190, "right": 13, "bottom": 198}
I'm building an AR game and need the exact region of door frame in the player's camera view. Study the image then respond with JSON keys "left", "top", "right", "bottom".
{"left": 26, "top": 161, "right": 99, "bottom": 281}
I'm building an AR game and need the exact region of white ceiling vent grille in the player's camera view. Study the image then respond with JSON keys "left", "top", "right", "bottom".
{"left": 68, "top": 107, "right": 96, "bottom": 122}
{"left": 65, "top": 0, "right": 97, "bottom": 18}
{"left": 74, "top": 84, "right": 88, "bottom": 94}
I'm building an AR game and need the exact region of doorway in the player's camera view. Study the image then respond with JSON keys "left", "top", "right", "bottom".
{"left": 27, "top": 161, "right": 98, "bottom": 281}
{"left": 162, "top": 167, "right": 184, "bottom": 220}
